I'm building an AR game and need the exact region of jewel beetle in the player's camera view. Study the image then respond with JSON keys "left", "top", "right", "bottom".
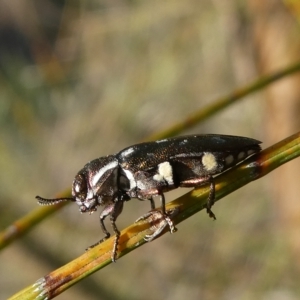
{"left": 36, "top": 134, "right": 261, "bottom": 261}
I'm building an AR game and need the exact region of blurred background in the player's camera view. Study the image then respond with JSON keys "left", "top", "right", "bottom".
{"left": 1, "top": 1, "right": 300, "bottom": 299}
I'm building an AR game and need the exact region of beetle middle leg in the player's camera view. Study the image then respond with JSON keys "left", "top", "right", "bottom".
{"left": 158, "top": 192, "right": 177, "bottom": 233}
{"left": 149, "top": 196, "right": 155, "bottom": 210}
{"left": 136, "top": 192, "right": 177, "bottom": 240}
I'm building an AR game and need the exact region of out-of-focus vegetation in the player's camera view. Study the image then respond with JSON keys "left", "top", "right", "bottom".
{"left": 1, "top": 1, "right": 300, "bottom": 299}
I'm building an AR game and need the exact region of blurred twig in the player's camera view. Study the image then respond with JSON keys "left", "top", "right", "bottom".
{"left": 147, "top": 61, "right": 300, "bottom": 141}
{"left": 0, "top": 190, "right": 70, "bottom": 250}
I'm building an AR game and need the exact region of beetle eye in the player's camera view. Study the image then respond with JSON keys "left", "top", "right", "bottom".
{"left": 72, "top": 174, "right": 87, "bottom": 201}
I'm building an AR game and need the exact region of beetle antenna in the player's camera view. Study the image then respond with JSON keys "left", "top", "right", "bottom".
{"left": 36, "top": 195, "right": 75, "bottom": 205}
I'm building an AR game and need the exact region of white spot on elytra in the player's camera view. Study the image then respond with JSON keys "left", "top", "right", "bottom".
{"left": 202, "top": 152, "right": 217, "bottom": 171}
{"left": 225, "top": 155, "right": 234, "bottom": 165}
{"left": 247, "top": 149, "right": 256, "bottom": 156}
{"left": 153, "top": 174, "right": 163, "bottom": 181}
{"left": 237, "top": 151, "right": 245, "bottom": 160}
{"left": 92, "top": 160, "right": 118, "bottom": 186}
{"left": 153, "top": 161, "right": 174, "bottom": 185}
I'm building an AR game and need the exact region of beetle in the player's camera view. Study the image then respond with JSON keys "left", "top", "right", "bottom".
{"left": 36, "top": 134, "right": 261, "bottom": 261}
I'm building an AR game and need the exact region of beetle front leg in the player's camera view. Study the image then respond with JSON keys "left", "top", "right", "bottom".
{"left": 109, "top": 201, "right": 124, "bottom": 262}
{"left": 86, "top": 201, "right": 124, "bottom": 262}
{"left": 86, "top": 205, "right": 112, "bottom": 250}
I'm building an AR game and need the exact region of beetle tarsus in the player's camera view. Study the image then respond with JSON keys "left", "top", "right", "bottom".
{"left": 136, "top": 207, "right": 179, "bottom": 241}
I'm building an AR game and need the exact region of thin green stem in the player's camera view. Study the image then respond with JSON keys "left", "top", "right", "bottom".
{"left": 147, "top": 61, "right": 300, "bottom": 141}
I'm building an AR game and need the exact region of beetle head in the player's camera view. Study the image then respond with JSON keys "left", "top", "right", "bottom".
{"left": 36, "top": 155, "right": 120, "bottom": 214}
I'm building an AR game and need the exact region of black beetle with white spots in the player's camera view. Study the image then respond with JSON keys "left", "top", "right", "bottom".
{"left": 36, "top": 134, "right": 261, "bottom": 261}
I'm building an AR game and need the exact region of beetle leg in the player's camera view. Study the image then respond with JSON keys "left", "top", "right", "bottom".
{"left": 136, "top": 207, "right": 179, "bottom": 241}
{"left": 149, "top": 196, "right": 155, "bottom": 210}
{"left": 156, "top": 192, "right": 177, "bottom": 233}
{"left": 145, "top": 208, "right": 179, "bottom": 241}
{"left": 86, "top": 200, "right": 124, "bottom": 262}
{"left": 86, "top": 205, "right": 113, "bottom": 250}
{"left": 134, "top": 196, "right": 155, "bottom": 223}
{"left": 136, "top": 193, "right": 177, "bottom": 239}
{"left": 180, "top": 175, "right": 216, "bottom": 220}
